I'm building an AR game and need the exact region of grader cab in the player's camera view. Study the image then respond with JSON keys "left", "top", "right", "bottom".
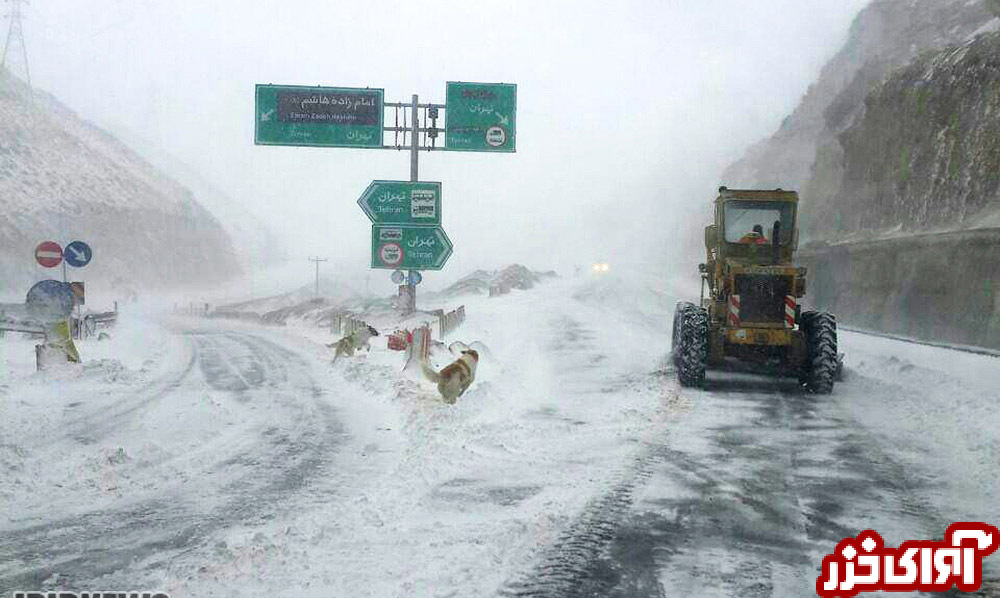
{"left": 671, "top": 187, "right": 838, "bottom": 393}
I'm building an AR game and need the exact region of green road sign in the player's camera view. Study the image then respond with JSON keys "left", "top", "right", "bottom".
{"left": 445, "top": 82, "right": 516, "bottom": 152}
{"left": 255, "top": 84, "right": 384, "bottom": 148}
{"left": 371, "top": 225, "right": 453, "bottom": 271}
{"left": 358, "top": 180, "right": 442, "bottom": 226}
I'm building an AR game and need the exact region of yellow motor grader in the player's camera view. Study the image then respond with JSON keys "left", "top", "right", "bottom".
{"left": 672, "top": 187, "right": 838, "bottom": 393}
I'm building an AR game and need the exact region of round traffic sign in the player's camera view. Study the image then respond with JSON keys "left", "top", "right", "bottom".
{"left": 64, "top": 240, "right": 92, "bottom": 268}
{"left": 407, "top": 270, "right": 423, "bottom": 286}
{"left": 391, "top": 269, "right": 405, "bottom": 284}
{"left": 26, "top": 279, "right": 75, "bottom": 320}
{"left": 35, "top": 241, "right": 63, "bottom": 268}
{"left": 485, "top": 125, "right": 507, "bottom": 147}
{"left": 379, "top": 243, "right": 403, "bottom": 267}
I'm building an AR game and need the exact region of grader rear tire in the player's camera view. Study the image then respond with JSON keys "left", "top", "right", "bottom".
{"left": 800, "top": 311, "right": 837, "bottom": 394}
{"left": 674, "top": 303, "right": 708, "bottom": 388}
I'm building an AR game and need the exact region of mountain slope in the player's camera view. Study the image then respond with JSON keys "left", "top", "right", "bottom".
{"left": 111, "top": 126, "right": 287, "bottom": 269}
{"left": 722, "top": 0, "right": 996, "bottom": 217}
{"left": 0, "top": 70, "right": 240, "bottom": 297}
{"left": 812, "top": 31, "right": 1000, "bottom": 238}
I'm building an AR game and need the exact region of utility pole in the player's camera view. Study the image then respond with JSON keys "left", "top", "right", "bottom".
{"left": 2, "top": 0, "right": 31, "bottom": 87}
{"left": 308, "top": 256, "right": 327, "bottom": 297}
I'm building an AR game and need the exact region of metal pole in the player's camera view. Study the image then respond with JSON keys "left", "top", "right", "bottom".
{"left": 410, "top": 94, "right": 419, "bottom": 183}
{"left": 408, "top": 94, "right": 419, "bottom": 313}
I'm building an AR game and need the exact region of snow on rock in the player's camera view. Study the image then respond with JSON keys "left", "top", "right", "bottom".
{"left": 722, "top": 0, "right": 995, "bottom": 223}
{"left": 0, "top": 69, "right": 240, "bottom": 294}
{"left": 438, "top": 264, "right": 558, "bottom": 298}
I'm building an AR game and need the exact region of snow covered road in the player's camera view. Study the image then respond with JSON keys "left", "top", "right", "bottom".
{"left": 492, "top": 282, "right": 1000, "bottom": 598}
{"left": 0, "top": 324, "right": 352, "bottom": 592}
{"left": 1, "top": 274, "right": 998, "bottom": 597}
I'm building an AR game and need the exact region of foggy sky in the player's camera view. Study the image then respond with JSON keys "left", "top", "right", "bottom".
{"left": 21, "top": 0, "right": 869, "bottom": 287}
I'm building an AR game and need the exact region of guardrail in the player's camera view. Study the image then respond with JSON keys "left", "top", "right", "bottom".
{"left": 208, "top": 311, "right": 264, "bottom": 324}
{"left": 439, "top": 305, "right": 466, "bottom": 338}
{"left": 1, "top": 313, "right": 118, "bottom": 339}
{"left": 841, "top": 325, "right": 1000, "bottom": 358}
{"left": 331, "top": 313, "right": 372, "bottom": 337}
{"left": 403, "top": 324, "right": 431, "bottom": 373}
{"left": 74, "top": 311, "right": 118, "bottom": 339}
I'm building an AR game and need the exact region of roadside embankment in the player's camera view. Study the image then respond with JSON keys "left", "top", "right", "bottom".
{"left": 799, "top": 228, "right": 1000, "bottom": 349}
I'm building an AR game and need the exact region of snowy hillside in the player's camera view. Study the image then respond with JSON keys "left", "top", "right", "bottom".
{"left": 0, "top": 69, "right": 240, "bottom": 296}
{"left": 722, "top": 0, "right": 996, "bottom": 226}
{"left": 111, "top": 126, "right": 286, "bottom": 269}
{"left": 719, "top": 0, "right": 1000, "bottom": 349}
{"left": 809, "top": 31, "right": 1000, "bottom": 238}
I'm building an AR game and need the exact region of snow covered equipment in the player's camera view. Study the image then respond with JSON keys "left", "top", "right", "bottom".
{"left": 328, "top": 325, "right": 379, "bottom": 362}
{"left": 672, "top": 187, "right": 838, "bottom": 393}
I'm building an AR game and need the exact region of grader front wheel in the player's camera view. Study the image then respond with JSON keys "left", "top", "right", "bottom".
{"left": 673, "top": 302, "right": 708, "bottom": 388}
{"left": 799, "top": 311, "right": 837, "bottom": 394}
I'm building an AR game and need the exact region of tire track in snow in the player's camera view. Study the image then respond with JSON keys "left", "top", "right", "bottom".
{"left": 496, "top": 308, "right": 679, "bottom": 598}
{"left": 58, "top": 335, "right": 197, "bottom": 442}
{"left": 498, "top": 358, "right": 985, "bottom": 598}
{"left": 498, "top": 443, "right": 667, "bottom": 598}
{"left": 0, "top": 329, "right": 346, "bottom": 594}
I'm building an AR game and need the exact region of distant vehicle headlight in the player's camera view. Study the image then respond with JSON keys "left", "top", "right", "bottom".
{"left": 591, "top": 263, "right": 610, "bottom": 273}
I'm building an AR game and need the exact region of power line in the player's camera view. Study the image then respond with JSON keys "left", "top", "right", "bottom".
{"left": 2, "top": 0, "right": 30, "bottom": 87}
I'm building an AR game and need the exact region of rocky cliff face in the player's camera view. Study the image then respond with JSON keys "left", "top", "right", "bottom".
{"left": 723, "top": 0, "right": 997, "bottom": 239}
{"left": 811, "top": 32, "right": 1000, "bottom": 238}
{"left": 722, "top": 0, "right": 1000, "bottom": 348}
{"left": 0, "top": 70, "right": 241, "bottom": 297}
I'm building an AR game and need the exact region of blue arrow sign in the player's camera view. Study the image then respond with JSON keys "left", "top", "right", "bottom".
{"left": 64, "top": 241, "right": 92, "bottom": 268}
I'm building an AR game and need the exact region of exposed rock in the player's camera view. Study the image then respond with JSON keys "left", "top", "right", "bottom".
{"left": 812, "top": 32, "right": 1000, "bottom": 238}
{"left": 723, "top": 0, "right": 994, "bottom": 215}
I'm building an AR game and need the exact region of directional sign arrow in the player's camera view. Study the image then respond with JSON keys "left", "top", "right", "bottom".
{"left": 445, "top": 81, "right": 516, "bottom": 153}
{"left": 371, "top": 225, "right": 453, "bottom": 271}
{"left": 64, "top": 240, "right": 92, "bottom": 268}
{"left": 358, "top": 180, "right": 442, "bottom": 226}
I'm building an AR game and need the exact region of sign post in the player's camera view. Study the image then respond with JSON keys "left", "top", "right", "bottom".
{"left": 62, "top": 240, "right": 92, "bottom": 339}
{"left": 256, "top": 80, "right": 516, "bottom": 313}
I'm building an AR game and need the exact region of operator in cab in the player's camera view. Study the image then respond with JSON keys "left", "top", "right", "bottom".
{"left": 738, "top": 224, "right": 769, "bottom": 245}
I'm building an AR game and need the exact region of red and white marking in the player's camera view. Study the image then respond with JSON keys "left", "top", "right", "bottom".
{"left": 785, "top": 295, "right": 796, "bottom": 328}
{"left": 35, "top": 241, "right": 63, "bottom": 268}
{"left": 727, "top": 294, "right": 740, "bottom": 327}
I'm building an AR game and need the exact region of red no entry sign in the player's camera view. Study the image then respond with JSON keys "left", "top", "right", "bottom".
{"left": 35, "top": 241, "right": 63, "bottom": 268}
